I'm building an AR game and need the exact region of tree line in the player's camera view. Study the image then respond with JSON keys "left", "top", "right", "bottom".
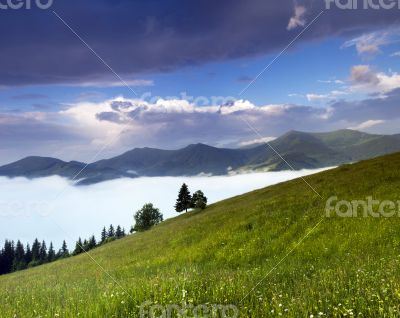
{"left": 0, "top": 224, "right": 126, "bottom": 276}
{"left": 1, "top": 183, "right": 207, "bottom": 275}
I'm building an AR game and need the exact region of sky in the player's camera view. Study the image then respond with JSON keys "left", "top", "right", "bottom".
{"left": 0, "top": 0, "right": 400, "bottom": 164}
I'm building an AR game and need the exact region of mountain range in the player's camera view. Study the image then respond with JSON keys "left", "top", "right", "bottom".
{"left": 0, "top": 129, "right": 399, "bottom": 185}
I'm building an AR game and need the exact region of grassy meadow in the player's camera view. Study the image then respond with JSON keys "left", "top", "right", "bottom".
{"left": 1, "top": 153, "right": 400, "bottom": 317}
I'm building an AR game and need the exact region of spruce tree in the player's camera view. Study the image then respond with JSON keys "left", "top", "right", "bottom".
{"left": 175, "top": 183, "right": 192, "bottom": 213}
{"left": 31, "top": 239, "right": 41, "bottom": 262}
{"left": 116, "top": 225, "right": 123, "bottom": 238}
{"left": 47, "top": 242, "right": 56, "bottom": 262}
{"left": 13, "top": 240, "right": 26, "bottom": 271}
{"left": 24, "top": 243, "right": 32, "bottom": 265}
{"left": 59, "top": 240, "right": 69, "bottom": 258}
{"left": 83, "top": 239, "right": 89, "bottom": 251}
{"left": 0, "top": 249, "right": 5, "bottom": 275}
{"left": 2, "top": 240, "right": 15, "bottom": 274}
{"left": 74, "top": 238, "right": 84, "bottom": 255}
{"left": 88, "top": 235, "right": 96, "bottom": 249}
{"left": 101, "top": 226, "right": 107, "bottom": 244}
{"left": 39, "top": 241, "right": 47, "bottom": 263}
{"left": 108, "top": 225, "right": 115, "bottom": 238}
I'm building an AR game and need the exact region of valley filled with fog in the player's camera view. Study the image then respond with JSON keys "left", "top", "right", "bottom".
{"left": 0, "top": 168, "right": 330, "bottom": 249}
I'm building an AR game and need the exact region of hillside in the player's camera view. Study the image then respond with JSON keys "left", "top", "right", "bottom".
{"left": 1, "top": 152, "right": 400, "bottom": 317}
{"left": 1, "top": 129, "right": 400, "bottom": 185}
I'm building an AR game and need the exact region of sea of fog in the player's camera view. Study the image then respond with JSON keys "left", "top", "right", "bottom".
{"left": 0, "top": 168, "right": 331, "bottom": 249}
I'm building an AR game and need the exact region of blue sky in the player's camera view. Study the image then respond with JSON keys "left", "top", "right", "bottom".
{"left": 0, "top": 0, "right": 400, "bottom": 163}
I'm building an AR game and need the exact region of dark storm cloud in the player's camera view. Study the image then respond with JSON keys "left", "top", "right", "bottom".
{"left": 0, "top": 0, "right": 399, "bottom": 86}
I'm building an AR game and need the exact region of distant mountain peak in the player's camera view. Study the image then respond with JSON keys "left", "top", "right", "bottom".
{"left": 0, "top": 129, "right": 399, "bottom": 185}
{"left": 185, "top": 143, "right": 215, "bottom": 149}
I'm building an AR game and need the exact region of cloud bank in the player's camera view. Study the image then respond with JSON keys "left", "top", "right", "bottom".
{"left": 0, "top": 168, "right": 330, "bottom": 247}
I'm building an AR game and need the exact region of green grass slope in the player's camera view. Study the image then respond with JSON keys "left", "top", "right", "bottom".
{"left": 2, "top": 153, "right": 400, "bottom": 317}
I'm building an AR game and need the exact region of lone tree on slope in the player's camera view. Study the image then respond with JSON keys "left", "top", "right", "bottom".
{"left": 133, "top": 203, "right": 163, "bottom": 232}
{"left": 191, "top": 190, "right": 208, "bottom": 210}
{"left": 175, "top": 183, "right": 192, "bottom": 213}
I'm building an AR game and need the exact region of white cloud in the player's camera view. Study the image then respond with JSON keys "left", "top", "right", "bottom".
{"left": 350, "top": 65, "right": 400, "bottom": 94}
{"left": 349, "top": 119, "right": 385, "bottom": 131}
{"left": 318, "top": 79, "right": 345, "bottom": 85}
{"left": 287, "top": 5, "right": 307, "bottom": 30}
{"left": 239, "top": 136, "right": 276, "bottom": 147}
{"left": 306, "top": 90, "right": 347, "bottom": 102}
{"left": 288, "top": 93, "right": 304, "bottom": 98}
{"left": 342, "top": 28, "right": 400, "bottom": 58}
{"left": 391, "top": 51, "right": 400, "bottom": 57}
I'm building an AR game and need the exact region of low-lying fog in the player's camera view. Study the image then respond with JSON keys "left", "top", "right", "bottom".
{"left": 0, "top": 168, "right": 331, "bottom": 249}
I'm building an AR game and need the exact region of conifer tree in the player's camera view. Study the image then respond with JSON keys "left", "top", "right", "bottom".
{"left": 101, "top": 227, "right": 107, "bottom": 244}
{"left": 175, "top": 183, "right": 192, "bottom": 213}
{"left": 13, "top": 240, "right": 26, "bottom": 271}
{"left": 88, "top": 235, "right": 96, "bottom": 249}
{"left": 74, "top": 238, "right": 83, "bottom": 255}
{"left": 24, "top": 243, "right": 32, "bottom": 265}
{"left": 0, "top": 249, "right": 5, "bottom": 275}
{"left": 108, "top": 225, "right": 115, "bottom": 238}
{"left": 39, "top": 241, "right": 47, "bottom": 263}
{"left": 116, "top": 225, "right": 123, "bottom": 238}
{"left": 31, "top": 239, "right": 41, "bottom": 262}
{"left": 47, "top": 242, "right": 56, "bottom": 262}
{"left": 2, "top": 240, "right": 15, "bottom": 274}
{"left": 59, "top": 240, "right": 69, "bottom": 258}
{"left": 83, "top": 239, "right": 89, "bottom": 250}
